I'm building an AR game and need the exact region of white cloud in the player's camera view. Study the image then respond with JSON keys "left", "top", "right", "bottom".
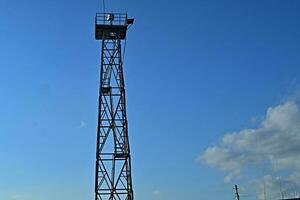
{"left": 199, "top": 100, "right": 300, "bottom": 197}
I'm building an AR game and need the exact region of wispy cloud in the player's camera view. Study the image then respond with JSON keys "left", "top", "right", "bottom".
{"left": 79, "top": 120, "right": 87, "bottom": 128}
{"left": 199, "top": 100, "right": 300, "bottom": 198}
{"left": 11, "top": 195, "right": 23, "bottom": 200}
{"left": 152, "top": 190, "right": 161, "bottom": 196}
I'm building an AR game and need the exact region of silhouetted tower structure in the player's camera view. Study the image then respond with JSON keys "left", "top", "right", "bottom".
{"left": 94, "top": 12, "right": 134, "bottom": 200}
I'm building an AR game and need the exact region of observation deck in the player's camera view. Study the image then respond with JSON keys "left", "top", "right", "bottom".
{"left": 95, "top": 13, "right": 134, "bottom": 40}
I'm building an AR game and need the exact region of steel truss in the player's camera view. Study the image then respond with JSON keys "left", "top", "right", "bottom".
{"left": 95, "top": 27, "right": 133, "bottom": 200}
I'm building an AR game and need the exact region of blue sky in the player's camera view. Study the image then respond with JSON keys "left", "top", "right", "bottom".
{"left": 0, "top": 0, "right": 300, "bottom": 200}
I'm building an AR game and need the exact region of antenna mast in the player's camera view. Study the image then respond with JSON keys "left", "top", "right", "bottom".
{"left": 264, "top": 181, "right": 267, "bottom": 200}
{"left": 235, "top": 184, "right": 240, "bottom": 200}
{"left": 102, "top": 0, "right": 106, "bottom": 13}
{"left": 280, "top": 178, "right": 284, "bottom": 199}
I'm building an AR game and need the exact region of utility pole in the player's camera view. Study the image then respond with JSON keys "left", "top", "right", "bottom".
{"left": 235, "top": 184, "right": 240, "bottom": 200}
{"left": 94, "top": 10, "right": 135, "bottom": 200}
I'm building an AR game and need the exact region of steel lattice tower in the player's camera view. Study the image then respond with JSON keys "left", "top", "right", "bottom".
{"left": 94, "top": 13, "right": 134, "bottom": 200}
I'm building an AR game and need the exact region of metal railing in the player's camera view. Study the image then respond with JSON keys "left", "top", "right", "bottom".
{"left": 95, "top": 13, "right": 128, "bottom": 26}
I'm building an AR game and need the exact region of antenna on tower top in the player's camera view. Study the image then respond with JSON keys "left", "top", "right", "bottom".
{"left": 263, "top": 181, "right": 267, "bottom": 200}
{"left": 235, "top": 184, "right": 240, "bottom": 200}
{"left": 102, "top": 0, "right": 106, "bottom": 13}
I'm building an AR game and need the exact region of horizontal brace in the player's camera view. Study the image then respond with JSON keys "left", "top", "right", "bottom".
{"left": 99, "top": 126, "right": 125, "bottom": 128}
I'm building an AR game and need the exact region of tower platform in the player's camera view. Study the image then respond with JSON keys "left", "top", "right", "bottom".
{"left": 95, "top": 13, "right": 133, "bottom": 40}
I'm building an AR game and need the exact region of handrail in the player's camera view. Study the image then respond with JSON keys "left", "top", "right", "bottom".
{"left": 95, "top": 13, "right": 128, "bottom": 26}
